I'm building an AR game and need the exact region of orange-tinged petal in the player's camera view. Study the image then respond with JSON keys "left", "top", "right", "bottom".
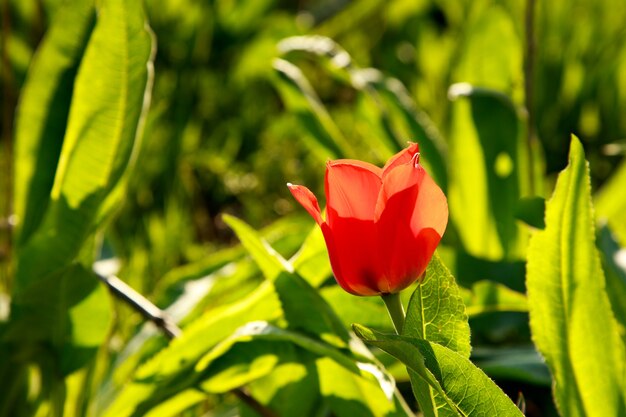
{"left": 325, "top": 160, "right": 382, "bottom": 227}
{"left": 381, "top": 142, "right": 419, "bottom": 178}
{"left": 287, "top": 183, "right": 324, "bottom": 225}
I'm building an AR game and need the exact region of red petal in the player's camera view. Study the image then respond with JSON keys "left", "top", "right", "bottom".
{"left": 287, "top": 183, "right": 324, "bottom": 225}
{"left": 375, "top": 163, "right": 447, "bottom": 292}
{"left": 322, "top": 219, "right": 382, "bottom": 296}
{"left": 325, "top": 160, "right": 382, "bottom": 227}
{"left": 381, "top": 142, "right": 420, "bottom": 178}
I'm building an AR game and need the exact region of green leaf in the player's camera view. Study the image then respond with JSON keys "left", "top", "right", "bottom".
{"left": 243, "top": 358, "right": 321, "bottom": 417}
{"left": 448, "top": 86, "right": 525, "bottom": 261}
{"left": 14, "top": 0, "right": 155, "bottom": 291}
{"left": 222, "top": 214, "right": 291, "bottom": 281}
{"left": 317, "top": 357, "right": 412, "bottom": 417}
{"left": 404, "top": 253, "right": 470, "bottom": 357}
{"left": 402, "top": 253, "right": 470, "bottom": 416}
{"left": 453, "top": 6, "right": 522, "bottom": 97}
{"left": 99, "top": 281, "right": 282, "bottom": 417}
{"left": 526, "top": 136, "right": 626, "bottom": 417}
{"left": 290, "top": 225, "right": 332, "bottom": 288}
{"left": 13, "top": 0, "right": 95, "bottom": 245}
{"left": 223, "top": 214, "right": 350, "bottom": 347}
{"left": 596, "top": 159, "right": 626, "bottom": 246}
{"left": 321, "top": 286, "right": 392, "bottom": 331}
{"left": 354, "top": 325, "right": 524, "bottom": 417}
{"left": 6, "top": 264, "right": 111, "bottom": 375}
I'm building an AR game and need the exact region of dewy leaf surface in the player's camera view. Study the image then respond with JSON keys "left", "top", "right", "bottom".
{"left": 526, "top": 136, "right": 626, "bottom": 417}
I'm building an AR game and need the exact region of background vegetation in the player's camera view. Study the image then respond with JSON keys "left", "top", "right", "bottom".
{"left": 1, "top": 0, "right": 625, "bottom": 416}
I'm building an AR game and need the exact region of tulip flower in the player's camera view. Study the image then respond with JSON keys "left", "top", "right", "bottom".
{"left": 287, "top": 143, "right": 447, "bottom": 299}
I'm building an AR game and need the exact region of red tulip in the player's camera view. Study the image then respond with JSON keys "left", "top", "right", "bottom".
{"left": 288, "top": 143, "right": 448, "bottom": 296}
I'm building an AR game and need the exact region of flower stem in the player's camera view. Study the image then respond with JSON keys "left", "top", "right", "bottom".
{"left": 381, "top": 292, "right": 405, "bottom": 334}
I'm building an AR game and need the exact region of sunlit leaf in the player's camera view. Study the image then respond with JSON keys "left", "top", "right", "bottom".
{"left": 13, "top": 0, "right": 95, "bottom": 245}
{"left": 448, "top": 85, "right": 525, "bottom": 261}
{"left": 402, "top": 253, "right": 470, "bottom": 416}
{"left": 354, "top": 325, "right": 524, "bottom": 417}
{"left": 526, "top": 136, "right": 626, "bottom": 417}
{"left": 14, "top": 0, "right": 155, "bottom": 291}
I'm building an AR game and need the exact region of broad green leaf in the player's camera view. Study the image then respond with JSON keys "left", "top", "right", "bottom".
{"left": 321, "top": 286, "right": 392, "bottom": 330}
{"left": 196, "top": 322, "right": 370, "bottom": 378}
{"left": 14, "top": 0, "right": 155, "bottom": 291}
{"left": 143, "top": 390, "right": 208, "bottom": 417}
{"left": 99, "top": 281, "right": 282, "bottom": 417}
{"left": 222, "top": 214, "right": 291, "bottom": 281}
{"left": 462, "top": 281, "right": 528, "bottom": 317}
{"left": 448, "top": 85, "right": 525, "bottom": 261}
{"left": 526, "top": 136, "right": 626, "bottom": 417}
{"left": 6, "top": 264, "right": 111, "bottom": 375}
{"left": 354, "top": 325, "right": 524, "bottom": 417}
{"left": 317, "top": 357, "right": 412, "bottom": 417}
{"left": 243, "top": 358, "right": 320, "bottom": 417}
{"left": 404, "top": 253, "right": 470, "bottom": 357}
{"left": 402, "top": 253, "right": 470, "bottom": 417}
{"left": 13, "top": 0, "right": 94, "bottom": 245}
{"left": 223, "top": 214, "right": 350, "bottom": 347}
{"left": 290, "top": 225, "right": 332, "bottom": 288}
{"left": 453, "top": 6, "right": 523, "bottom": 100}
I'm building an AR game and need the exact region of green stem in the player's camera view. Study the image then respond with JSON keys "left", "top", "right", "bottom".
{"left": 381, "top": 292, "right": 405, "bottom": 334}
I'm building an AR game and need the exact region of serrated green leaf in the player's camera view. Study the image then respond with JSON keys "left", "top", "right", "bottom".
{"left": 402, "top": 253, "right": 470, "bottom": 416}
{"left": 448, "top": 86, "right": 525, "bottom": 261}
{"left": 526, "top": 136, "right": 626, "bottom": 417}
{"left": 404, "top": 253, "right": 470, "bottom": 357}
{"left": 13, "top": 0, "right": 95, "bottom": 245}
{"left": 354, "top": 325, "right": 524, "bottom": 417}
